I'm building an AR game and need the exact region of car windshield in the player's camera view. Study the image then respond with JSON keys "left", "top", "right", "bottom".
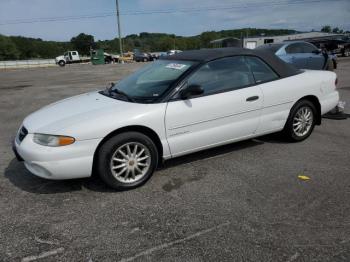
{"left": 256, "top": 43, "right": 284, "bottom": 53}
{"left": 111, "top": 60, "right": 195, "bottom": 101}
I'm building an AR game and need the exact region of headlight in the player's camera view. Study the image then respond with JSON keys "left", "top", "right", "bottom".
{"left": 33, "top": 134, "right": 75, "bottom": 147}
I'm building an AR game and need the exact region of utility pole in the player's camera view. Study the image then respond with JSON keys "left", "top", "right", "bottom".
{"left": 116, "top": 0, "right": 123, "bottom": 57}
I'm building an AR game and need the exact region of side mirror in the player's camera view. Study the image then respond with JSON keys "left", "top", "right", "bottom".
{"left": 180, "top": 84, "right": 204, "bottom": 99}
{"left": 312, "top": 49, "right": 321, "bottom": 54}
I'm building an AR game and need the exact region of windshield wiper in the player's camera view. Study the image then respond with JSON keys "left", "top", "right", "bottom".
{"left": 104, "top": 82, "right": 135, "bottom": 102}
{"left": 110, "top": 88, "right": 135, "bottom": 102}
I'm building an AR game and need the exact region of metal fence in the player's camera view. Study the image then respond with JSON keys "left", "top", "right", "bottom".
{"left": 0, "top": 59, "right": 56, "bottom": 69}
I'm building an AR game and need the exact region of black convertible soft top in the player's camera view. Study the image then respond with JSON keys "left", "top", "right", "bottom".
{"left": 160, "top": 47, "right": 300, "bottom": 78}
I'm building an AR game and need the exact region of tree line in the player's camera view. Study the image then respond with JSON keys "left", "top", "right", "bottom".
{"left": 0, "top": 26, "right": 348, "bottom": 61}
{"left": 321, "top": 25, "right": 348, "bottom": 34}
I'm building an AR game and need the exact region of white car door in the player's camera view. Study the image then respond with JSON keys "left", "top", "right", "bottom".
{"left": 244, "top": 56, "right": 292, "bottom": 134}
{"left": 165, "top": 56, "right": 263, "bottom": 157}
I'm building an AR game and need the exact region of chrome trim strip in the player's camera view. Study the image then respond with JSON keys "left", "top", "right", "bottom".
{"left": 169, "top": 108, "right": 259, "bottom": 130}
{"left": 168, "top": 101, "right": 292, "bottom": 130}
{"left": 263, "top": 100, "right": 293, "bottom": 109}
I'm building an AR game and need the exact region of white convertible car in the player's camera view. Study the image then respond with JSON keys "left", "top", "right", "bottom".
{"left": 13, "top": 48, "right": 339, "bottom": 190}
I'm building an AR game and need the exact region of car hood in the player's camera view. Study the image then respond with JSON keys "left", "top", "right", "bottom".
{"left": 23, "top": 91, "right": 135, "bottom": 135}
{"left": 55, "top": 55, "right": 65, "bottom": 61}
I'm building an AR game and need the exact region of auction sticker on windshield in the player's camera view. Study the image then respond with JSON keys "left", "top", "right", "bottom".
{"left": 165, "top": 63, "right": 187, "bottom": 70}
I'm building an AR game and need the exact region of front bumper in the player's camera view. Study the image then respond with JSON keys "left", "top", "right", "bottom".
{"left": 13, "top": 134, "right": 102, "bottom": 180}
{"left": 12, "top": 140, "right": 24, "bottom": 161}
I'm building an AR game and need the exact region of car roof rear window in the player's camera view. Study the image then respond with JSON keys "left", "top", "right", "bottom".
{"left": 256, "top": 44, "right": 284, "bottom": 53}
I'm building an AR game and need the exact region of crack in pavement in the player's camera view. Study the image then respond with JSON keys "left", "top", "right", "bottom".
{"left": 118, "top": 221, "right": 231, "bottom": 262}
{"left": 21, "top": 247, "right": 64, "bottom": 262}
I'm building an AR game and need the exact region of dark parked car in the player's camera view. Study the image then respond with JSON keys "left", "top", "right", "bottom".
{"left": 133, "top": 50, "right": 153, "bottom": 62}
{"left": 256, "top": 41, "right": 336, "bottom": 70}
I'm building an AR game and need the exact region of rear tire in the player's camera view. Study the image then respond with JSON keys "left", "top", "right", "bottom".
{"left": 283, "top": 100, "right": 316, "bottom": 142}
{"left": 97, "top": 132, "right": 158, "bottom": 190}
{"left": 333, "top": 59, "right": 337, "bottom": 69}
{"left": 326, "top": 60, "right": 334, "bottom": 71}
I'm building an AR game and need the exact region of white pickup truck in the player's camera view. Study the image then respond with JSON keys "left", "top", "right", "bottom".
{"left": 55, "top": 51, "right": 90, "bottom": 67}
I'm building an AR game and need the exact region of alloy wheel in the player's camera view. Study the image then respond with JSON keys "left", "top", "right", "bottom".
{"left": 110, "top": 142, "right": 151, "bottom": 183}
{"left": 293, "top": 106, "right": 314, "bottom": 137}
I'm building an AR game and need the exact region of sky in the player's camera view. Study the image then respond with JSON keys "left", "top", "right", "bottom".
{"left": 0, "top": 0, "right": 349, "bottom": 41}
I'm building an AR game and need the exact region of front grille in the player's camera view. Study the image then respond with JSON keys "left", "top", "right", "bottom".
{"left": 18, "top": 126, "right": 28, "bottom": 142}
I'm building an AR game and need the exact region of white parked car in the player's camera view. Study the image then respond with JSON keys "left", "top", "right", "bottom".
{"left": 13, "top": 48, "right": 339, "bottom": 190}
{"left": 167, "top": 49, "right": 182, "bottom": 56}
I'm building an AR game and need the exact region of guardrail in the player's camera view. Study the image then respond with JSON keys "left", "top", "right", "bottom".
{"left": 0, "top": 59, "right": 56, "bottom": 70}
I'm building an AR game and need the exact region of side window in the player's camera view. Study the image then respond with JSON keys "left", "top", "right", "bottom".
{"left": 245, "top": 56, "right": 279, "bottom": 83}
{"left": 301, "top": 43, "right": 317, "bottom": 53}
{"left": 285, "top": 43, "right": 303, "bottom": 54}
{"left": 264, "top": 39, "right": 274, "bottom": 44}
{"left": 187, "top": 56, "right": 255, "bottom": 95}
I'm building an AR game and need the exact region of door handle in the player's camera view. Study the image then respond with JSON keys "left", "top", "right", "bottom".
{"left": 246, "top": 96, "right": 259, "bottom": 102}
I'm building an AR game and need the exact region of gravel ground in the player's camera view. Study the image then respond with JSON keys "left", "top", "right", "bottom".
{"left": 0, "top": 59, "right": 349, "bottom": 262}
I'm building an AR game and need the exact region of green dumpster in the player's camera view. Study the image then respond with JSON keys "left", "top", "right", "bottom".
{"left": 91, "top": 49, "right": 105, "bottom": 65}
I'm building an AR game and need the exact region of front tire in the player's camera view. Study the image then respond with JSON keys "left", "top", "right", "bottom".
{"left": 58, "top": 60, "right": 66, "bottom": 67}
{"left": 97, "top": 132, "right": 158, "bottom": 190}
{"left": 283, "top": 100, "right": 316, "bottom": 142}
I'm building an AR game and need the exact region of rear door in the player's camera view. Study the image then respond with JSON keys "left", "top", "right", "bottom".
{"left": 71, "top": 51, "right": 80, "bottom": 61}
{"left": 284, "top": 43, "right": 308, "bottom": 69}
{"left": 165, "top": 56, "right": 263, "bottom": 157}
{"left": 68, "top": 52, "right": 73, "bottom": 61}
{"left": 302, "top": 43, "right": 325, "bottom": 70}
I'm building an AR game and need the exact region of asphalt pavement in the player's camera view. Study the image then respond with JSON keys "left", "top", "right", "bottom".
{"left": 0, "top": 59, "right": 349, "bottom": 262}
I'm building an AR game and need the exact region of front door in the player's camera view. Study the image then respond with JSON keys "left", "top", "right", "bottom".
{"left": 165, "top": 56, "right": 263, "bottom": 157}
